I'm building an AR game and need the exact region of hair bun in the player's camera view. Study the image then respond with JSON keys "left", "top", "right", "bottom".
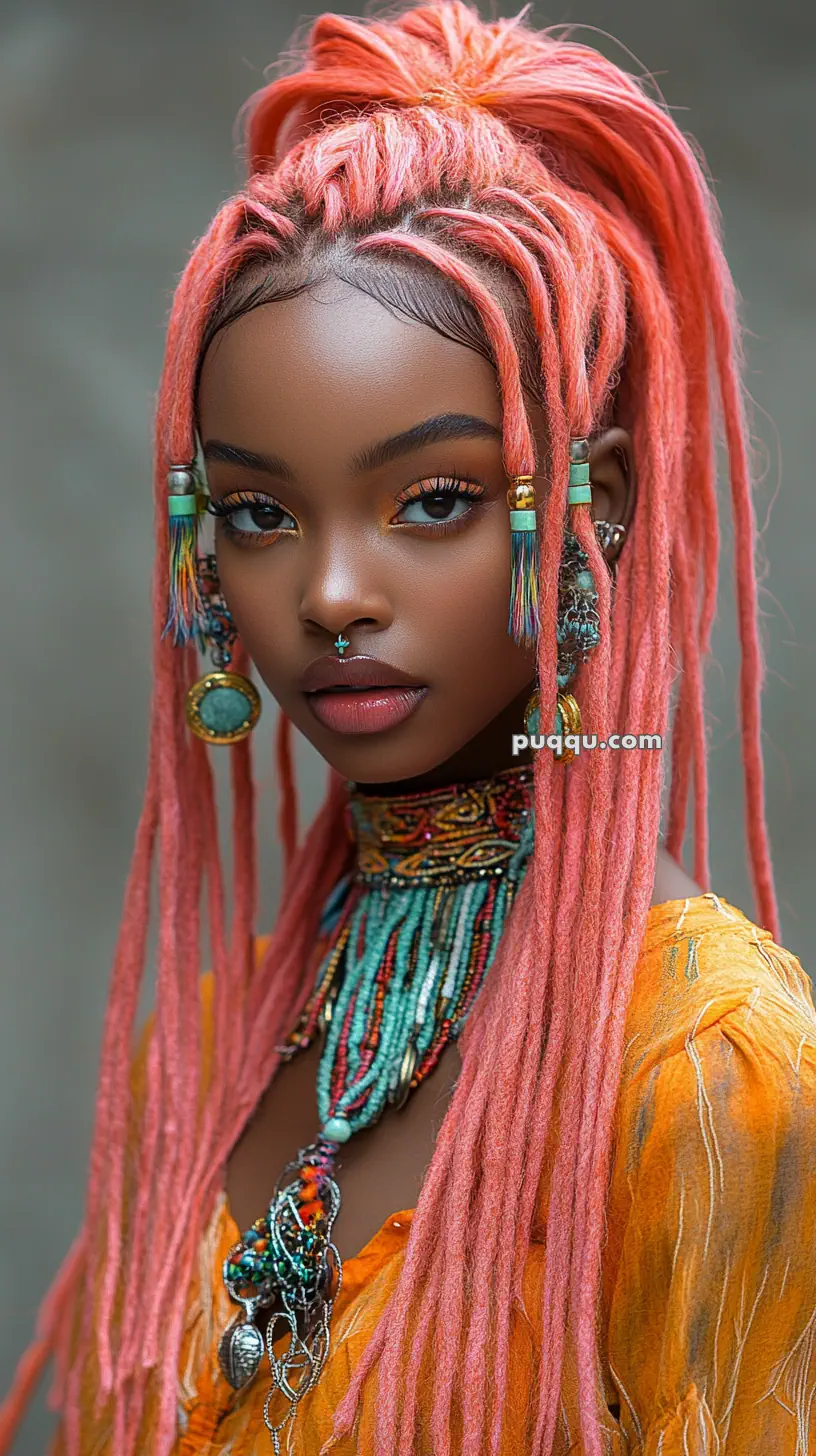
{"left": 241, "top": 2, "right": 536, "bottom": 174}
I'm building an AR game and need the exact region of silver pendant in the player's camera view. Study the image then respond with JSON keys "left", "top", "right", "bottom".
{"left": 218, "top": 1315, "right": 265, "bottom": 1390}
{"left": 219, "top": 1142, "right": 345, "bottom": 1451}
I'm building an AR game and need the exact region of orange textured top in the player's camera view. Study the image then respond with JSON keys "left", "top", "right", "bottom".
{"left": 50, "top": 893, "right": 816, "bottom": 1454}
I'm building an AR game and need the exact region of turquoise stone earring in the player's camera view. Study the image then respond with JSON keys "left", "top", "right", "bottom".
{"left": 186, "top": 670, "right": 261, "bottom": 745}
{"left": 185, "top": 554, "right": 261, "bottom": 745}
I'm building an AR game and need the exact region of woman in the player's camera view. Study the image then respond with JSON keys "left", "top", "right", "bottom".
{"left": 2, "top": 2, "right": 815, "bottom": 1453}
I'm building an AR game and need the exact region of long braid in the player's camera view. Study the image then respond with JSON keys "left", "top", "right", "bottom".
{"left": 564, "top": 221, "right": 679, "bottom": 1453}
{"left": 275, "top": 712, "right": 299, "bottom": 873}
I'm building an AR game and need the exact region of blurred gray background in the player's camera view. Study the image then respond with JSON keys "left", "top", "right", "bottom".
{"left": 1, "top": 0, "right": 814, "bottom": 1449}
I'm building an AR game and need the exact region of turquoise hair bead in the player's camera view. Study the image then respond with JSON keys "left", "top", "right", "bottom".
{"left": 509, "top": 509, "right": 537, "bottom": 531}
{"left": 168, "top": 495, "right": 197, "bottom": 516}
{"left": 568, "top": 461, "right": 590, "bottom": 485}
{"left": 322, "top": 1117, "right": 352, "bottom": 1143}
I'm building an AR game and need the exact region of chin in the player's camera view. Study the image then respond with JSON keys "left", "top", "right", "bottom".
{"left": 316, "top": 740, "right": 454, "bottom": 787}
{"left": 296, "top": 716, "right": 466, "bottom": 787}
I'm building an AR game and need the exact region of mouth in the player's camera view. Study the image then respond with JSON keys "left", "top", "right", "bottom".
{"left": 300, "top": 655, "right": 428, "bottom": 736}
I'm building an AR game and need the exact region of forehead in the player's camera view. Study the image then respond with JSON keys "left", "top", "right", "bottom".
{"left": 196, "top": 281, "right": 503, "bottom": 465}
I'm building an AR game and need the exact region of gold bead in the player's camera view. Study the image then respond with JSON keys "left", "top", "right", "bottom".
{"left": 507, "top": 477, "right": 536, "bottom": 510}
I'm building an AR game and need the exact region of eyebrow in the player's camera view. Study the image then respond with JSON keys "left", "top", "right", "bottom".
{"left": 201, "top": 412, "right": 503, "bottom": 483}
{"left": 201, "top": 439, "right": 296, "bottom": 483}
{"left": 349, "top": 412, "right": 503, "bottom": 473}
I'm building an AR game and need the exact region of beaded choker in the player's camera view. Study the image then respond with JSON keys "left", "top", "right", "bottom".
{"left": 218, "top": 763, "right": 534, "bottom": 1452}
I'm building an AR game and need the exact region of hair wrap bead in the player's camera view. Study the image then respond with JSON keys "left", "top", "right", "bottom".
{"left": 567, "top": 436, "right": 592, "bottom": 506}
{"left": 167, "top": 495, "right": 198, "bottom": 517}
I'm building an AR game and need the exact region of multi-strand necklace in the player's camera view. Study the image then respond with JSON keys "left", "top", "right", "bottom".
{"left": 217, "top": 763, "right": 535, "bottom": 1452}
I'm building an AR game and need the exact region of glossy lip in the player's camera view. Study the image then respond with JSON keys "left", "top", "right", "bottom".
{"left": 305, "top": 685, "right": 428, "bottom": 735}
{"left": 300, "top": 655, "right": 428, "bottom": 736}
{"left": 299, "top": 654, "right": 426, "bottom": 694}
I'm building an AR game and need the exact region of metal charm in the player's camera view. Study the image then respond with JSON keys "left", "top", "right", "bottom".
{"left": 218, "top": 1312, "right": 267, "bottom": 1390}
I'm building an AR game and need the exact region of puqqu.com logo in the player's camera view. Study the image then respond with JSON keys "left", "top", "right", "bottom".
{"left": 512, "top": 731, "right": 663, "bottom": 757}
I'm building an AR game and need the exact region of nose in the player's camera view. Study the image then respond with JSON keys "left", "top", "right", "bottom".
{"left": 298, "top": 536, "right": 393, "bottom": 645}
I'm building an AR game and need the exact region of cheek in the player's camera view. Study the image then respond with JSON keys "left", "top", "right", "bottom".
{"left": 399, "top": 529, "right": 525, "bottom": 681}
{"left": 213, "top": 547, "right": 289, "bottom": 654}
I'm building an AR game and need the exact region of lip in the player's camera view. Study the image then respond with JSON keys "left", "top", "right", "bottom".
{"left": 300, "top": 654, "right": 425, "bottom": 693}
{"left": 300, "top": 654, "right": 428, "bottom": 736}
{"left": 306, "top": 685, "right": 428, "bottom": 735}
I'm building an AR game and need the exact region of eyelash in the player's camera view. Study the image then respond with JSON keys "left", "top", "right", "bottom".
{"left": 391, "top": 474, "right": 486, "bottom": 531}
{"left": 206, "top": 490, "right": 296, "bottom": 547}
{"left": 205, "top": 474, "right": 487, "bottom": 546}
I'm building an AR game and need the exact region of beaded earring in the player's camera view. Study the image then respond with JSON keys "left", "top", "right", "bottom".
{"left": 162, "top": 460, "right": 261, "bottom": 744}
{"left": 518, "top": 438, "right": 601, "bottom": 762}
{"left": 185, "top": 554, "right": 262, "bottom": 744}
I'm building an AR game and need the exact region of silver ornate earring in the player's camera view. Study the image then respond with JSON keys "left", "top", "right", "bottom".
{"left": 594, "top": 520, "right": 627, "bottom": 578}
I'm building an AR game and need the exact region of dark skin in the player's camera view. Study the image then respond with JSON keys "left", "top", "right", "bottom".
{"left": 199, "top": 278, "right": 700, "bottom": 1291}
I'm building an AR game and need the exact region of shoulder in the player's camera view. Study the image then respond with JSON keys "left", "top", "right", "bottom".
{"left": 611, "top": 895, "right": 816, "bottom": 1204}
{"left": 621, "top": 892, "right": 816, "bottom": 1080}
{"left": 608, "top": 896, "right": 816, "bottom": 1240}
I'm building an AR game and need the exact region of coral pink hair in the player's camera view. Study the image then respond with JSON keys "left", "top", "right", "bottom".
{"left": 0, "top": 4, "right": 778, "bottom": 1454}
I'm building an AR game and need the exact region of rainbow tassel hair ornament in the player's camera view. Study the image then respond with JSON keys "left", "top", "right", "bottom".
{"left": 507, "top": 436, "right": 593, "bottom": 648}
{"left": 507, "top": 474, "right": 539, "bottom": 647}
{"left": 162, "top": 462, "right": 206, "bottom": 645}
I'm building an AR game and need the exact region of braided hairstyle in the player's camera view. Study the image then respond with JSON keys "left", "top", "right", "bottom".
{"left": 0, "top": 5, "right": 777, "bottom": 1454}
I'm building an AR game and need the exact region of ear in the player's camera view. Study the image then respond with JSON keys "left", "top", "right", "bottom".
{"left": 588, "top": 426, "right": 635, "bottom": 567}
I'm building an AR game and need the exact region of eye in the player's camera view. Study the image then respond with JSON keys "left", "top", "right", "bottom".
{"left": 206, "top": 491, "right": 297, "bottom": 543}
{"left": 392, "top": 475, "right": 485, "bottom": 528}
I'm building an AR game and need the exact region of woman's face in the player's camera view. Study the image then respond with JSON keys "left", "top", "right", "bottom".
{"left": 196, "top": 279, "right": 540, "bottom": 786}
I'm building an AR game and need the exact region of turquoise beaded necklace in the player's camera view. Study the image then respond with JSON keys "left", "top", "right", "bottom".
{"left": 218, "top": 763, "right": 535, "bottom": 1452}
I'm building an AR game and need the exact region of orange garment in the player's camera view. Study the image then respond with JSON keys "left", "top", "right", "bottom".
{"left": 49, "top": 894, "right": 816, "bottom": 1454}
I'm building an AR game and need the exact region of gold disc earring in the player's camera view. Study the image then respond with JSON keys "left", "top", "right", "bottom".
{"left": 185, "top": 554, "right": 261, "bottom": 745}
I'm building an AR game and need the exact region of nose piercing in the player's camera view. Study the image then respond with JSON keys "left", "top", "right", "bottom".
{"left": 334, "top": 633, "right": 350, "bottom": 657}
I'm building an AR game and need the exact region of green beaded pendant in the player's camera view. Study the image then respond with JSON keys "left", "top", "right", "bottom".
{"left": 185, "top": 671, "right": 261, "bottom": 745}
